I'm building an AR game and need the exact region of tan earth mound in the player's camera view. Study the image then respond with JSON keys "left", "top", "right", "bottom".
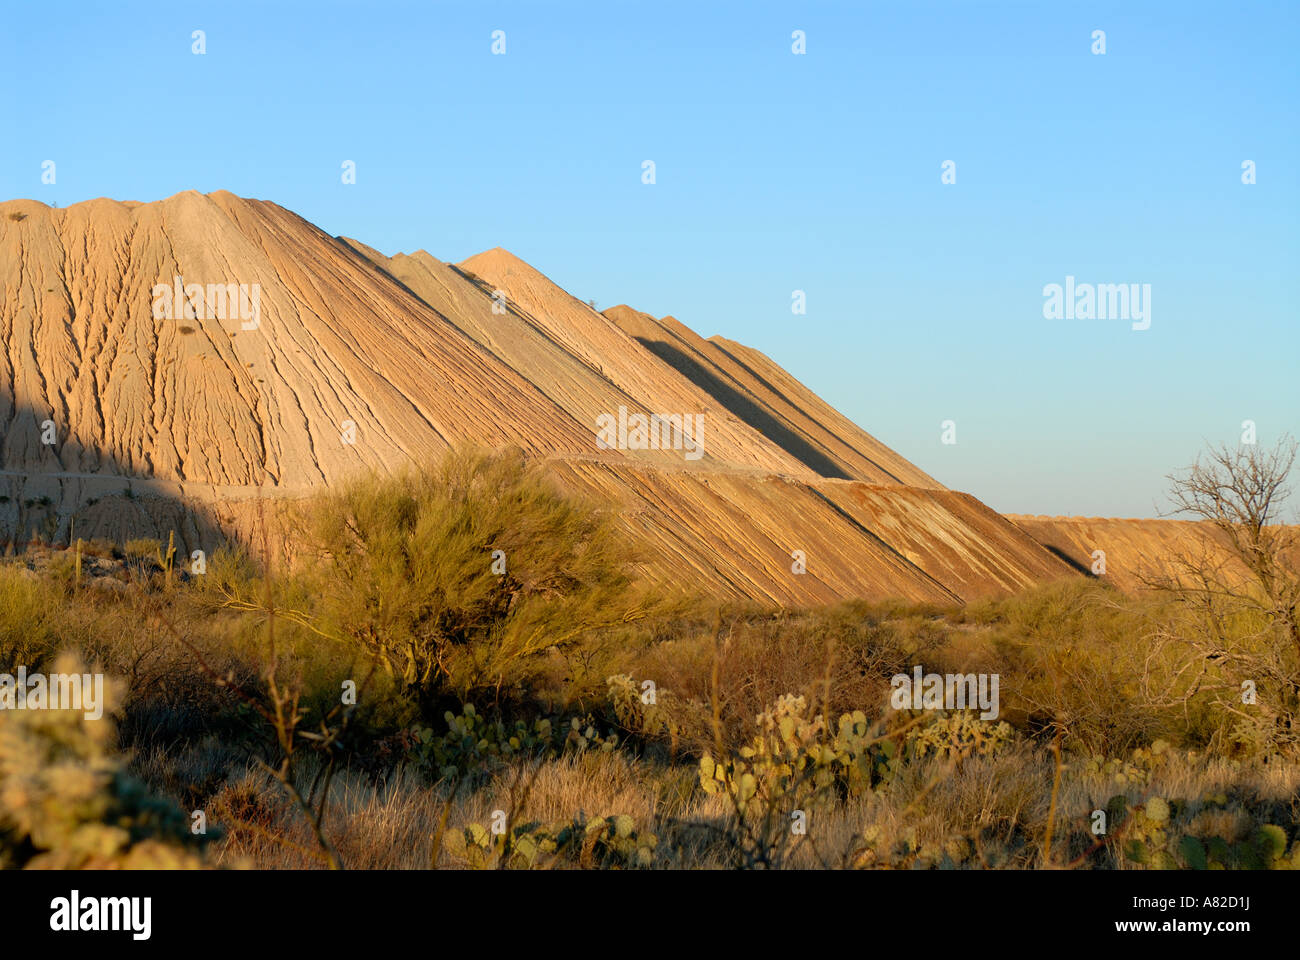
{"left": 0, "top": 190, "right": 602, "bottom": 489}
{"left": 1005, "top": 515, "right": 1253, "bottom": 593}
{"left": 0, "top": 190, "right": 1198, "bottom": 604}
{"left": 547, "top": 462, "right": 1073, "bottom": 604}
{"left": 602, "top": 304, "right": 940, "bottom": 487}
{"left": 343, "top": 244, "right": 808, "bottom": 476}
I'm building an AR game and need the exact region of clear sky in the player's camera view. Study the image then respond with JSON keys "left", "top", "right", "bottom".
{"left": 2, "top": 1, "right": 1296, "bottom": 517}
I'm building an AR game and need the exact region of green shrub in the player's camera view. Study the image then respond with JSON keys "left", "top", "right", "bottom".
{"left": 0, "top": 568, "right": 60, "bottom": 670}
{"left": 124, "top": 537, "right": 161, "bottom": 563}
{"left": 972, "top": 580, "right": 1162, "bottom": 752}
{"left": 289, "top": 448, "right": 670, "bottom": 713}
{"left": 82, "top": 537, "right": 118, "bottom": 559}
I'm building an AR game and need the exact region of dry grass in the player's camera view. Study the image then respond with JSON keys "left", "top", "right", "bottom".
{"left": 121, "top": 733, "right": 1300, "bottom": 870}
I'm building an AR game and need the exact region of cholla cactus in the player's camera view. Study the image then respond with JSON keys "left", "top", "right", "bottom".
{"left": 0, "top": 652, "right": 212, "bottom": 868}
{"left": 906, "top": 712, "right": 1014, "bottom": 760}
{"left": 607, "top": 673, "right": 673, "bottom": 737}
{"left": 606, "top": 674, "right": 710, "bottom": 754}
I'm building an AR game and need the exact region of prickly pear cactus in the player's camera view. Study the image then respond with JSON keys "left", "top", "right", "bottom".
{"left": 1100, "top": 786, "right": 1299, "bottom": 870}
{"left": 851, "top": 824, "right": 976, "bottom": 870}
{"left": 1081, "top": 739, "right": 1172, "bottom": 787}
{"left": 698, "top": 695, "right": 833, "bottom": 816}
{"left": 698, "top": 695, "right": 1015, "bottom": 819}
{"left": 410, "top": 704, "right": 618, "bottom": 780}
{"left": 450, "top": 812, "right": 657, "bottom": 869}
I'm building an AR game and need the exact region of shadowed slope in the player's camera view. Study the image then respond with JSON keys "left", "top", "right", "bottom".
{"left": 1006, "top": 515, "right": 1254, "bottom": 593}
{"left": 603, "top": 303, "right": 942, "bottom": 487}
{"left": 708, "top": 332, "right": 942, "bottom": 488}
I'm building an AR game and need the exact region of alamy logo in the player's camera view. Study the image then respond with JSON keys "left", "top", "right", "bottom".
{"left": 50, "top": 890, "right": 151, "bottom": 940}
{"left": 0, "top": 667, "right": 105, "bottom": 719}
{"left": 596, "top": 405, "right": 705, "bottom": 461}
{"left": 151, "top": 275, "right": 261, "bottom": 330}
{"left": 890, "top": 666, "right": 1000, "bottom": 720}
{"left": 1042, "top": 276, "right": 1151, "bottom": 330}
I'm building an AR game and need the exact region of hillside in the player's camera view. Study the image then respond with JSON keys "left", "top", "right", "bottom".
{"left": 0, "top": 190, "right": 1196, "bottom": 604}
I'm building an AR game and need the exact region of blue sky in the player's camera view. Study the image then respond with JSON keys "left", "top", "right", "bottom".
{"left": 3, "top": 1, "right": 1296, "bottom": 517}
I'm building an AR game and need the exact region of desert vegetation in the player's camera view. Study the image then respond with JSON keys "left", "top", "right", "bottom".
{"left": 1, "top": 441, "right": 1298, "bottom": 870}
